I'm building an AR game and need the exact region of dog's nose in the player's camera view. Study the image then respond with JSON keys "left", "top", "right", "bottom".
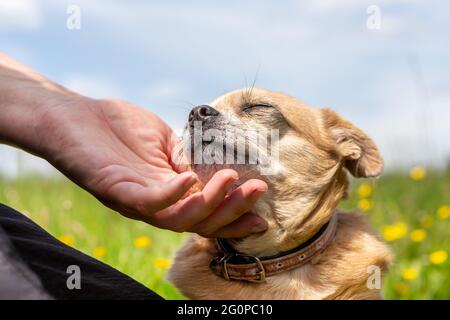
{"left": 189, "top": 105, "right": 219, "bottom": 123}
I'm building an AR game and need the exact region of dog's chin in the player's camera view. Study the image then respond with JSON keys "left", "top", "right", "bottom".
{"left": 187, "top": 137, "right": 265, "bottom": 189}
{"left": 191, "top": 154, "right": 262, "bottom": 190}
{"left": 192, "top": 163, "right": 261, "bottom": 186}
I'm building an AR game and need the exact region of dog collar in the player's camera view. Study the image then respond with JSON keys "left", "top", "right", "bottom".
{"left": 209, "top": 214, "right": 338, "bottom": 283}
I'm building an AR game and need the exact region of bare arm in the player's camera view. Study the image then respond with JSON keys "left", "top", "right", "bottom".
{"left": 0, "top": 53, "right": 268, "bottom": 238}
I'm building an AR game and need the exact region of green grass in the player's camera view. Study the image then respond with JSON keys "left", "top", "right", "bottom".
{"left": 0, "top": 168, "right": 449, "bottom": 299}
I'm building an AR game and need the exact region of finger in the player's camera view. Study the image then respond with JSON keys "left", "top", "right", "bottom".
{"left": 108, "top": 171, "right": 197, "bottom": 216}
{"left": 168, "top": 132, "right": 190, "bottom": 173}
{"left": 151, "top": 169, "right": 239, "bottom": 231}
{"left": 191, "top": 179, "right": 267, "bottom": 236}
{"left": 137, "top": 171, "right": 198, "bottom": 213}
{"left": 207, "top": 213, "right": 268, "bottom": 238}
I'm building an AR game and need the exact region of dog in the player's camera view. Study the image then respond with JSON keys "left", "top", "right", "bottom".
{"left": 168, "top": 88, "right": 392, "bottom": 299}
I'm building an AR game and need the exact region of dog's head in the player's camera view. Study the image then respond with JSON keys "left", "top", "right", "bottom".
{"left": 182, "top": 88, "right": 383, "bottom": 255}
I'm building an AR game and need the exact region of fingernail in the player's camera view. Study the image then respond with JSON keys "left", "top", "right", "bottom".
{"left": 183, "top": 173, "right": 197, "bottom": 187}
{"left": 250, "top": 188, "right": 267, "bottom": 201}
{"left": 225, "top": 176, "right": 238, "bottom": 190}
{"left": 251, "top": 221, "right": 268, "bottom": 233}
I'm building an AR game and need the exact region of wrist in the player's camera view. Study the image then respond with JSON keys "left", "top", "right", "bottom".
{"left": 33, "top": 94, "right": 96, "bottom": 161}
{"left": 0, "top": 82, "right": 90, "bottom": 157}
{"left": 0, "top": 53, "right": 92, "bottom": 158}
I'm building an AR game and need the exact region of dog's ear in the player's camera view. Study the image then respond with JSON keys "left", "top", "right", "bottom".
{"left": 321, "top": 109, "right": 383, "bottom": 178}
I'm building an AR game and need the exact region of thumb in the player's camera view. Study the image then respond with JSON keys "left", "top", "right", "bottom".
{"left": 144, "top": 171, "right": 198, "bottom": 212}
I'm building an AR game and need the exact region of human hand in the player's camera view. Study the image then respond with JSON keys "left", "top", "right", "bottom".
{"left": 37, "top": 98, "right": 268, "bottom": 238}
{"left": 0, "top": 53, "right": 268, "bottom": 237}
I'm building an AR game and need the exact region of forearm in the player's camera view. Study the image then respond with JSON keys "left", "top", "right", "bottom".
{"left": 0, "top": 53, "right": 83, "bottom": 156}
{"left": 0, "top": 55, "right": 268, "bottom": 237}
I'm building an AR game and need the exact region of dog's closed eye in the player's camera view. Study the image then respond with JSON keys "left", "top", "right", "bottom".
{"left": 240, "top": 102, "right": 288, "bottom": 129}
{"left": 241, "top": 103, "right": 273, "bottom": 113}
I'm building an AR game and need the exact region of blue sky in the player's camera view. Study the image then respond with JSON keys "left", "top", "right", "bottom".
{"left": 1, "top": 0, "right": 449, "bottom": 176}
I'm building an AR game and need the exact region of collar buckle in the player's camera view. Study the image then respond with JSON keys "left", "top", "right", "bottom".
{"left": 220, "top": 253, "right": 266, "bottom": 283}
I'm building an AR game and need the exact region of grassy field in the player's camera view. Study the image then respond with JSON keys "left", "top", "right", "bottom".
{"left": 0, "top": 166, "right": 449, "bottom": 300}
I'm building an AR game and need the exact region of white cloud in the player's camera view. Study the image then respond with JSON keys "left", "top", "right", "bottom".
{"left": 1, "top": 0, "right": 448, "bottom": 176}
{"left": 379, "top": 14, "right": 406, "bottom": 36}
{"left": 299, "top": 0, "right": 362, "bottom": 14}
{"left": 0, "top": 0, "right": 42, "bottom": 30}
{"left": 0, "top": 146, "right": 56, "bottom": 178}
{"left": 146, "top": 81, "right": 191, "bottom": 102}
{"left": 428, "top": 94, "right": 450, "bottom": 164}
{"left": 141, "top": 80, "right": 196, "bottom": 132}
{"left": 0, "top": 146, "right": 18, "bottom": 177}
{"left": 59, "top": 0, "right": 450, "bottom": 170}
{"left": 63, "top": 74, "right": 123, "bottom": 99}
{"left": 361, "top": 72, "right": 450, "bottom": 169}
{"left": 299, "top": 0, "right": 423, "bottom": 15}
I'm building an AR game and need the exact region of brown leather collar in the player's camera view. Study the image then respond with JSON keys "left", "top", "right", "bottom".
{"left": 209, "top": 214, "right": 338, "bottom": 283}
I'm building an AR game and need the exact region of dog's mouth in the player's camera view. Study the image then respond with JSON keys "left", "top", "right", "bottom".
{"left": 185, "top": 131, "right": 257, "bottom": 183}
{"left": 178, "top": 104, "right": 278, "bottom": 185}
{"left": 186, "top": 125, "right": 265, "bottom": 169}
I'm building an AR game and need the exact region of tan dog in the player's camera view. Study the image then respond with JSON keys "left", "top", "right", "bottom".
{"left": 168, "top": 88, "right": 392, "bottom": 299}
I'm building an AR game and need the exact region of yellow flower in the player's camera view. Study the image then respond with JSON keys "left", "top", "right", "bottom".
{"left": 134, "top": 236, "right": 151, "bottom": 249}
{"left": 410, "top": 229, "right": 426, "bottom": 242}
{"left": 62, "top": 199, "right": 73, "bottom": 210}
{"left": 395, "top": 283, "right": 410, "bottom": 295}
{"left": 382, "top": 222, "right": 407, "bottom": 241}
{"left": 5, "top": 188, "right": 19, "bottom": 203}
{"left": 358, "top": 183, "right": 373, "bottom": 198}
{"left": 421, "top": 215, "right": 434, "bottom": 229}
{"left": 58, "top": 235, "right": 74, "bottom": 246}
{"left": 93, "top": 246, "right": 106, "bottom": 258}
{"left": 154, "top": 258, "right": 171, "bottom": 269}
{"left": 437, "top": 205, "right": 450, "bottom": 220}
{"left": 358, "top": 199, "right": 373, "bottom": 212}
{"left": 402, "top": 268, "right": 418, "bottom": 281}
{"left": 409, "top": 166, "right": 426, "bottom": 181}
{"left": 429, "top": 250, "right": 448, "bottom": 265}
